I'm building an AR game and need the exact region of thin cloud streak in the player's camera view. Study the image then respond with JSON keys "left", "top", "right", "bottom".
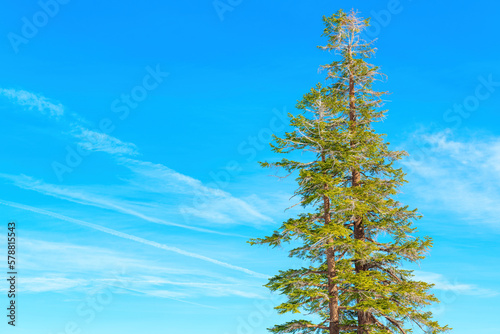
{"left": 121, "top": 158, "right": 275, "bottom": 225}
{"left": 402, "top": 130, "right": 500, "bottom": 228}
{"left": 119, "top": 286, "right": 219, "bottom": 309}
{"left": 0, "top": 88, "right": 64, "bottom": 118}
{"left": 13, "top": 239, "right": 265, "bottom": 301}
{"left": 0, "top": 199, "right": 267, "bottom": 279}
{"left": 414, "top": 271, "right": 497, "bottom": 297}
{"left": 1, "top": 87, "right": 272, "bottom": 228}
{"left": 12, "top": 276, "right": 218, "bottom": 309}
{"left": 1, "top": 88, "right": 137, "bottom": 159}
{"left": 72, "top": 126, "right": 139, "bottom": 156}
{"left": 0, "top": 173, "right": 247, "bottom": 238}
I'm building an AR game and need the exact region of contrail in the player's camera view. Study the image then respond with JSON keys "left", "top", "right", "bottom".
{"left": 0, "top": 173, "right": 247, "bottom": 238}
{"left": 0, "top": 199, "right": 267, "bottom": 279}
{"left": 118, "top": 286, "right": 219, "bottom": 309}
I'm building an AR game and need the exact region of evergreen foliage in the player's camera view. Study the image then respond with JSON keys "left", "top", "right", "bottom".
{"left": 250, "top": 9, "right": 451, "bottom": 334}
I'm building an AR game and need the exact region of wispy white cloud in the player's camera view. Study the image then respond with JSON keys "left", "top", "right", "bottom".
{"left": 18, "top": 273, "right": 261, "bottom": 301}
{"left": 119, "top": 278, "right": 263, "bottom": 302}
{"left": 18, "top": 238, "right": 204, "bottom": 277}
{"left": 72, "top": 126, "right": 139, "bottom": 156}
{"left": 0, "top": 87, "right": 138, "bottom": 159}
{"left": 20, "top": 276, "right": 87, "bottom": 293}
{"left": 402, "top": 129, "right": 500, "bottom": 228}
{"left": 16, "top": 275, "right": 223, "bottom": 309}
{"left": 120, "top": 286, "right": 217, "bottom": 308}
{"left": 0, "top": 173, "right": 247, "bottom": 236}
{"left": 0, "top": 87, "right": 275, "bottom": 303}
{"left": 0, "top": 88, "right": 64, "bottom": 118}
{"left": 0, "top": 199, "right": 267, "bottom": 279}
{"left": 121, "top": 158, "right": 274, "bottom": 225}
{"left": 3, "top": 238, "right": 265, "bottom": 302}
{"left": 414, "top": 271, "right": 497, "bottom": 297}
{"left": 1, "top": 88, "right": 273, "bottom": 228}
{"left": 0, "top": 161, "right": 274, "bottom": 231}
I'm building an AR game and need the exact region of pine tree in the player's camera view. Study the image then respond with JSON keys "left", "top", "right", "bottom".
{"left": 250, "top": 9, "right": 450, "bottom": 334}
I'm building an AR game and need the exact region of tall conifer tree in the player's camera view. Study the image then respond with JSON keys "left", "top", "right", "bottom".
{"left": 250, "top": 10, "right": 450, "bottom": 334}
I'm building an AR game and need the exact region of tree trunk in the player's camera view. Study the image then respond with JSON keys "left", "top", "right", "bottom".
{"left": 322, "top": 153, "right": 340, "bottom": 334}
{"left": 348, "top": 50, "right": 371, "bottom": 334}
{"left": 327, "top": 246, "right": 339, "bottom": 334}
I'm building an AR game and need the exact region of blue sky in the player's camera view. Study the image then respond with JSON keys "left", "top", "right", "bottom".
{"left": 0, "top": 0, "right": 499, "bottom": 333}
